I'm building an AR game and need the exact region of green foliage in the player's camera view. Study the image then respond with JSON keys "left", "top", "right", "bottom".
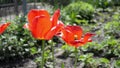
{"left": 26, "top": 0, "right": 35, "bottom": 3}
{"left": 34, "top": 48, "right": 52, "bottom": 68}
{"left": 38, "top": 0, "right": 72, "bottom": 7}
{"left": 78, "top": 53, "right": 110, "bottom": 68}
{"left": 61, "top": 1, "right": 95, "bottom": 25}
{"left": 61, "top": 44, "right": 75, "bottom": 52}
{"left": 79, "top": 39, "right": 119, "bottom": 67}
{"left": 80, "top": 0, "right": 120, "bottom": 8}
{"left": 61, "top": 44, "right": 75, "bottom": 57}
{"left": 114, "top": 60, "right": 120, "bottom": 68}
{"left": 0, "top": 22, "right": 39, "bottom": 60}
{"left": 112, "top": 12, "right": 120, "bottom": 21}
{"left": 105, "top": 21, "right": 120, "bottom": 30}
{"left": 104, "top": 21, "right": 120, "bottom": 38}
{"left": 81, "top": 38, "right": 120, "bottom": 58}
{"left": 78, "top": 53, "right": 94, "bottom": 62}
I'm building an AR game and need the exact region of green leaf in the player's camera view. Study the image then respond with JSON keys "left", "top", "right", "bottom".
{"left": 99, "top": 58, "right": 110, "bottom": 64}
{"left": 115, "top": 60, "right": 120, "bottom": 67}
{"left": 30, "top": 47, "right": 38, "bottom": 55}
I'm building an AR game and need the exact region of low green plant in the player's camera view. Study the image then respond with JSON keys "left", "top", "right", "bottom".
{"left": 78, "top": 53, "right": 110, "bottom": 68}
{"left": 61, "top": 1, "right": 95, "bottom": 25}
{"left": 81, "top": 38, "right": 120, "bottom": 58}
{"left": 39, "top": 0, "right": 72, "bottom": 7}
{"left": 112, "top": 13, "right": 120, "bottom": 21}
{"left": 0, "top": 22, "right": 38, "bottom": 60}
{"left": 78, "top": 39, "right": 120, "bottom": 67}
{"left": 80, "top": 0, "right": 120, "bottom": 8}
{"left": 104, "top": 21, "right": 120, "bottom": 38}
{"left": 114, "top": 60, "right": 120, "bottom": 68}
{"left": 61, "top": 44, "right": 75, "bottom": 58}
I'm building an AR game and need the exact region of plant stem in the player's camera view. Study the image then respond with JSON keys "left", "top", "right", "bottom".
{"left": 41, "top": 40, "right": 45, "bottom": 68}
{"left": 74, "top": 48, "right": 78, "bottom": 68}
{"left": 61, "top": 62, "right": 65, "bottom": 68}
{"left": 52, "top": 42, "right": 55, "bottom": 68}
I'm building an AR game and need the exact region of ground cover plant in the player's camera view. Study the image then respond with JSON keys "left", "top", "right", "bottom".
{"left": 61, "top": 1, "right": 95, "bottom": 25}
{"left": 0, "top": 0, "right": 120, "bottom": 68}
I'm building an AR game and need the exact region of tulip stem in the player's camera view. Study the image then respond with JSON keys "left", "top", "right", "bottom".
{"left": 41, "top": 40, "right": 45, "bottom": 68}
{"left": 74, "top": 48, "right": 78, "bottom": 68}
{"left": 61, "top": 62, "right": 65, "bottom": 68}
{"left": 52, "top": 42, "right": 55, "bottom": 68}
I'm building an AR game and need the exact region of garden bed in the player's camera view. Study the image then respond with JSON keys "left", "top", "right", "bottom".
{"left": 0, "top": 1, "right": 120, "bottom": 68}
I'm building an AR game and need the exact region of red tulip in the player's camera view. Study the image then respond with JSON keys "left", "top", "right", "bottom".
{"left": 26, "top": 9, "right": 64, "bottom": 40}
{"left": 0, "top": 22, "right": 10, "bottom": 34}
{"left": 60, "top": 25, "right": 95, "bottom": 48}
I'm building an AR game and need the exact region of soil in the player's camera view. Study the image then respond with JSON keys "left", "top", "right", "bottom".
{"left": 0, "top": 58, "right": 37, "bottom": 68}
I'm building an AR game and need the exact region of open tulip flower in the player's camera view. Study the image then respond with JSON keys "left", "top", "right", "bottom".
{"left": 0, "top": 22, "right": 10, "bottom": 34}
{"left": 26, "top": 9, "right": 64, "bottom": 40}
{"left": 60, "top": 25, "right": 95, "bottom": 48}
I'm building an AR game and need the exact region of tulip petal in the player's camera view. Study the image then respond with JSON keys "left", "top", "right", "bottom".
{"left": 69, "top": 33, "right": 95, "bottom": 47}
{"left": 69, "top": 40, "right": 84, "bottom": 48}
{"left": 0, "top": 22, "right": 10, "bottom": 34}
{"left": 81, "top": 33, "right": 95, "bottom": 44}
{"left": 61, "top": 27, "right": 74, "bottom": 43}
{"left": 51, "top": 9, "right": 60, "bottom": 27}
{"left": 65, "top": 25, "right": 83, "bottom": 40}
{"left": 30, "top": 15, "right": 52, "bottom": 39}
{"left": 45, "top": 22, "right": 64, "bottom": 40}
{"left": 61, "top": 25, "right": 83, "bottom": 44}
{"left": 28, "top": 9, "right": 50, "bottom": 26}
